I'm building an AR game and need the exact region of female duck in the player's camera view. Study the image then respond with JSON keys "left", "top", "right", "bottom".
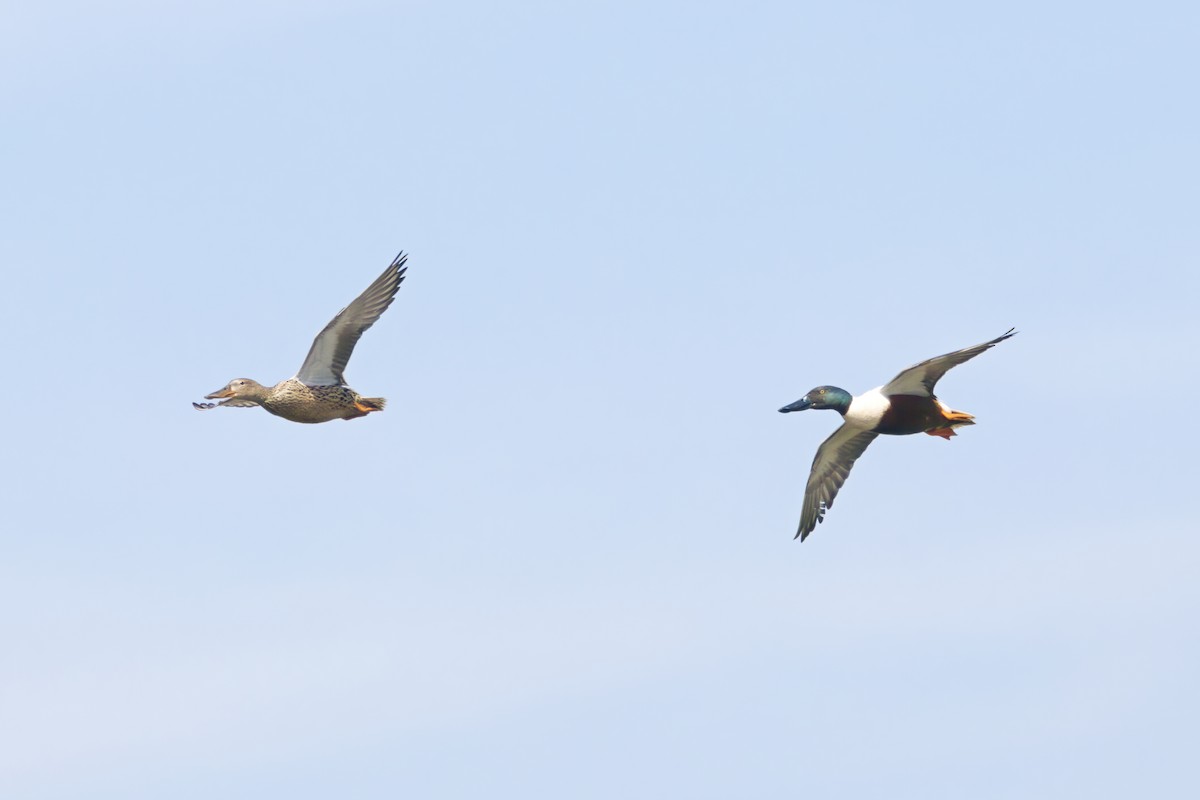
{"left": 194, "top": 252, "right": 407, "bottom": 424}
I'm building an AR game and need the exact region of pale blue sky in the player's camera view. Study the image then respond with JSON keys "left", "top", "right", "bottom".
{"left": 3, "top": 1, "right": 1198, "bottom": 797}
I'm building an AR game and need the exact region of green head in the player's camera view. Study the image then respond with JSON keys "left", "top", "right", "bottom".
{"left": 778, "top": 385, "right": 852, "bottom": 415}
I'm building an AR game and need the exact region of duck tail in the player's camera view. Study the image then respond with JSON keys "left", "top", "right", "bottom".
{"left": 354, "top": 397, "right": 387, "bottom": 413}
{"left": 934, "top": 399, "right": 975, "bottom": 425}
{"left": 943, "top": 409, "right": 975, "bottom": 425}
{"left": 927, "top": 401, "right": 975, "bottom": 439}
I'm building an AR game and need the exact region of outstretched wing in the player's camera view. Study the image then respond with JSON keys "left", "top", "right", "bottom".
{"left": 796, "top": 424, "right": 879, "bottom": 541}
{"left": 295, "top": 252, "right": 408, "bottom": 386}
{"left": 881, "top": 328, "right": 1016, "bottom": 397}
{"left": 193, "top": 399, "right": 259, "bottom": 410}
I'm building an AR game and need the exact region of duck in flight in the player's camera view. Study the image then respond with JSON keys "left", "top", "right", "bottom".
{"left": 194, "top": 252, "right": 408, "bottom": 424}
{"left": 779, "top": 329, "right": 1015, "bottom": 541}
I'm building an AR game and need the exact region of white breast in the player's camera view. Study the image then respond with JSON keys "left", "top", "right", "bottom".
{"left": 844, "top": 387, "right": 889, "bottom": 430}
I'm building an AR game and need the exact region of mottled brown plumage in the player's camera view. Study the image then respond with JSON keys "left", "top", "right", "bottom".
{"left": 194, "top": 252, "right": 407, "bottom": 424}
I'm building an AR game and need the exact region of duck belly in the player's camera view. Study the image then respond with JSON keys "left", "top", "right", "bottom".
{"left": 262, "top": 383, "right": 361, "bottom": 424}
{"left": 875, "top": 394, "right": 951, "bottom": 436}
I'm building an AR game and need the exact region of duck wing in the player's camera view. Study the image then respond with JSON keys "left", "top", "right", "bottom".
{"left": 796, "top": 423, "right": 879, "bottom": 541}
{"left": 192, "top": 399, "right": 260, "bottom": 410}
{"left": 881, "top": 328, "right": 1015, "bottom": 397}
{"left": 296, "top": 252, "right": 407, "bottom": 386}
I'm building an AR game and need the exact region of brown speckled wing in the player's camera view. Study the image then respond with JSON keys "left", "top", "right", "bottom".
{"left": 797, "top": 425, "right": 878, "bottom": 541}
{"left": 296, "top": 252, "right": 407, "bottom": 386}
{"left": 881, "top": 328, "right": 1015, "bottom": 397}
{"left": 193, "top": 399, "right": 260, "bottom": 410}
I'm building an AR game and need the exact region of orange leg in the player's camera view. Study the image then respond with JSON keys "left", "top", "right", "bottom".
{"left": 354, "top": 401, "right": 382, "bottom": 414}
{"left": 925, "top": 427, "right": 958, "bottom": 439}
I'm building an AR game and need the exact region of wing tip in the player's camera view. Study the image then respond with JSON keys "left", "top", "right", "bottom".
{"left": 993, "top": 327, "right": 1018, "bottom": 344}
{"left": 387, "top": 251, "right": 410, "bottom": 290}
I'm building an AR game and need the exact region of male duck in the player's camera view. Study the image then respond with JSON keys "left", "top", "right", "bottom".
{"left": 779, "top": 329, "right": 1015, "bottom": 541}
{"left": 194, "top": 252, "right": 408, "bottom": 424}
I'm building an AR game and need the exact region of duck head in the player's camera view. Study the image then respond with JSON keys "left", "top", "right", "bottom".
{"left": 205, "top": 378, "right": 269, "bottom": 401}
{"left": 779, "top": 385, "right": 852, "bottom": 415}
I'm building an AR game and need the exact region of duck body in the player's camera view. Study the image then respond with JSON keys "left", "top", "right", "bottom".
{"left": 779, "top": 329, "right": 1015, "bottom": 541}
{"left": 200, "top": 378, "right": 386, "bottom": 424}
{"left": 194, "top": 252, "right": 407, "bottom": 424}
{"left": 844, "top": 388, "right": 971, "bottom": 437}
